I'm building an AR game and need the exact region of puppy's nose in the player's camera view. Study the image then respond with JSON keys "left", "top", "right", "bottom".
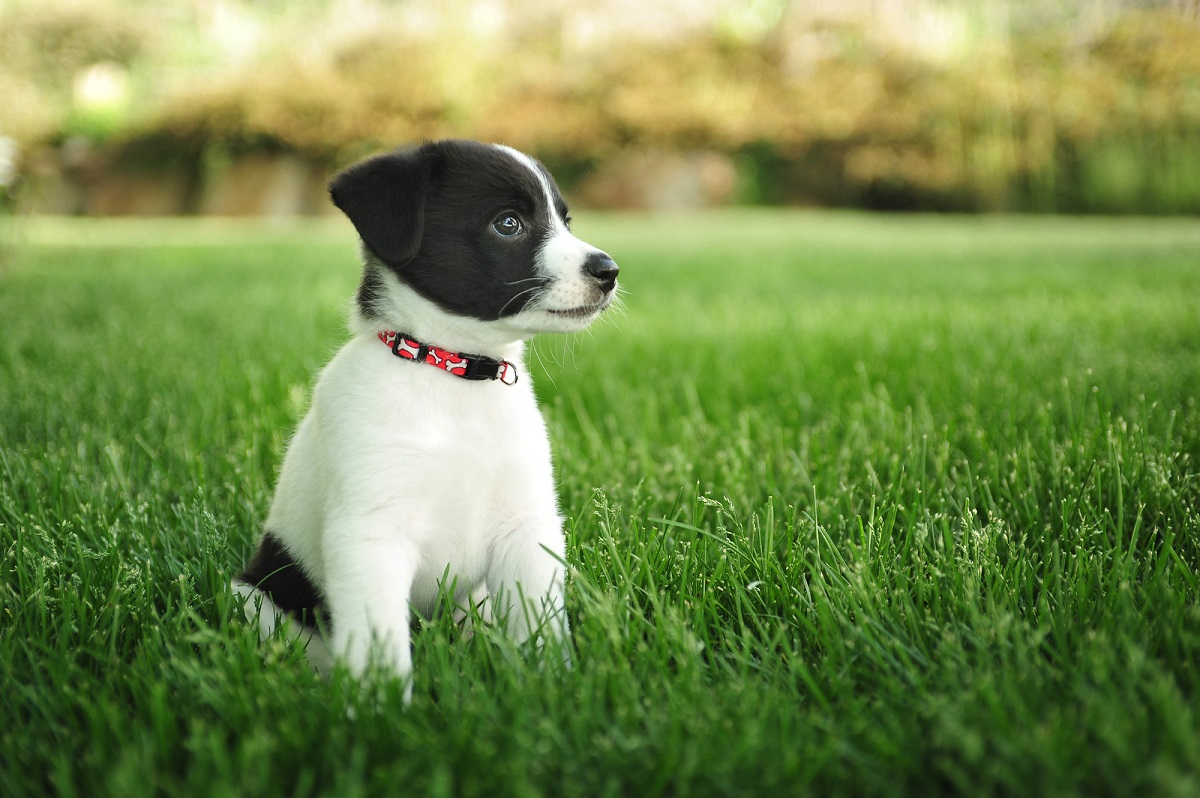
{"left": 585, "top": 252, "right": 619, "bottom": 293}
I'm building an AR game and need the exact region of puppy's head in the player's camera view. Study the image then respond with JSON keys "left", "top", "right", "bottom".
{"left": 330, "top": 140, "right": 618, "bottom": 336}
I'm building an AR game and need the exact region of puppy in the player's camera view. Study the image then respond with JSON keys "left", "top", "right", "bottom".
{"left": 232, "top": 140, "right": 618, "bottom": 695}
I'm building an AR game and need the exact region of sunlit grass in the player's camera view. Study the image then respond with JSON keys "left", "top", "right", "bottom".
{"left": 2, "top": 211, "right": 1199, "bottom": 797}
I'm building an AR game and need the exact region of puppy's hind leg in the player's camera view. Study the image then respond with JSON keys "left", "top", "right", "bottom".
{"left": 231, "top": 580, "right": 333, "bottom": 675}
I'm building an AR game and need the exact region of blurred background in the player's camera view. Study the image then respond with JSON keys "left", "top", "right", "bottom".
{"left": 1, "top": 0, "right": 1198, "bottom": 216}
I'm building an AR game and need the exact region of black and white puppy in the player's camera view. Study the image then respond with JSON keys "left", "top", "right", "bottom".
{"left": 232, "top": 140, "right": 617, "bottom": 696}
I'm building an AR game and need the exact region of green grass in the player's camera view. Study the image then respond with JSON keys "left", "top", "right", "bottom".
{"left": 2, "top": 210, "right": 1199, "bottom": 797}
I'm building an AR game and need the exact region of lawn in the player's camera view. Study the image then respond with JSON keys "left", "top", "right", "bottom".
{"left": 2, "top": 211, "right": 1199, "bottom": 797}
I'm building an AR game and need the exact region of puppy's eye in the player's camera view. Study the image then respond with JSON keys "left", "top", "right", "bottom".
{"left": 492, "top": 214, "right": 524, "bottom": 238}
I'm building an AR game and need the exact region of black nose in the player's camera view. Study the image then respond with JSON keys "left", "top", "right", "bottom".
{"left": 585, "top": 252, "right": 619, "bottom": 293}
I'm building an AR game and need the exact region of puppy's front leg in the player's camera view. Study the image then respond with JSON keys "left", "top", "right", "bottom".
{"left": 488, "top": 517, "right": 571, "bottom": 659}
{"left": 323, "top": 527, "right": 419, "bottom": 692}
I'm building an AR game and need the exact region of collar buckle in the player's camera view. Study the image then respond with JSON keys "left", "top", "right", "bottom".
{"left": 498, "top": 361, "right": 519, "bottom": 386}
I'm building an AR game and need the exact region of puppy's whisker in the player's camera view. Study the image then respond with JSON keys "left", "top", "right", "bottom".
{"left": 529, "top": 339, "right": 558, "bottom": 388}
{"left": 558, "top": 336, "right": 572, "bottom": 369}
{"left": 607, "top": 289, "right": 629, "bottom": 320}
{"left": 501, "top": 276, "right": 549, "bottom": 287}
{"left": 497, "top": 285, "right": 544, "bottom": 319}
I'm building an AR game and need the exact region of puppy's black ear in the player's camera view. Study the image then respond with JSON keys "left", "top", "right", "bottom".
{"left": 329, "top": 145, "right": 434, "bottom": 267}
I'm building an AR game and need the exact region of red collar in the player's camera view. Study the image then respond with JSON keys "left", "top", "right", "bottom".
{"left": 377, "top": 331, "right": 518, "bottom": 385}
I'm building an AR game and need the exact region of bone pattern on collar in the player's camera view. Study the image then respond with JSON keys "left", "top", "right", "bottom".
{"left": 377, "top": 331, "right": 518, "bottom": 385}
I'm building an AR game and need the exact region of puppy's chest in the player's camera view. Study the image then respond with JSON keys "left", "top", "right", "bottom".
{"left": 384, "top": 401, "right": 547, "bottom": 513}
{"left": 335, "top": 361, "right": 554, "bottom": 527}
{"left": 359, "top": 386, "right": 554, "bottom": 611}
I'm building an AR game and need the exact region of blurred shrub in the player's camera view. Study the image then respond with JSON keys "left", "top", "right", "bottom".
{"left": 2, "top": 2, "right": 1198, "bottom": 213}
{"left": 0, "top": 0, "right": 156, "bottom": 186}
{"left": 0, "top": 2, "right": 151, "bottom": 88}
{"left": 0, "top": 72, "right": 61, "bottom": 144}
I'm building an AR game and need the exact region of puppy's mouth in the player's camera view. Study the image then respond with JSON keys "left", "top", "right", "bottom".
{"left": 547, "top": 297, "right": 612, "bottom": 318}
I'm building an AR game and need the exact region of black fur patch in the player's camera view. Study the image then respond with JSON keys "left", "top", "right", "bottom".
{"left": 355, "top": 257, "right": 387, "bottom": 320}
{"left": 330, "top": 140, "right": 570, "bottom": 324}
{"left": 238, "top": 532, "right": 327, "bottom": 629}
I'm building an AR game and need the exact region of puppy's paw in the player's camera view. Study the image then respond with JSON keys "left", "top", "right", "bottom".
{"left": 332, "top": 627, "right": 414, "bottom": 704}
